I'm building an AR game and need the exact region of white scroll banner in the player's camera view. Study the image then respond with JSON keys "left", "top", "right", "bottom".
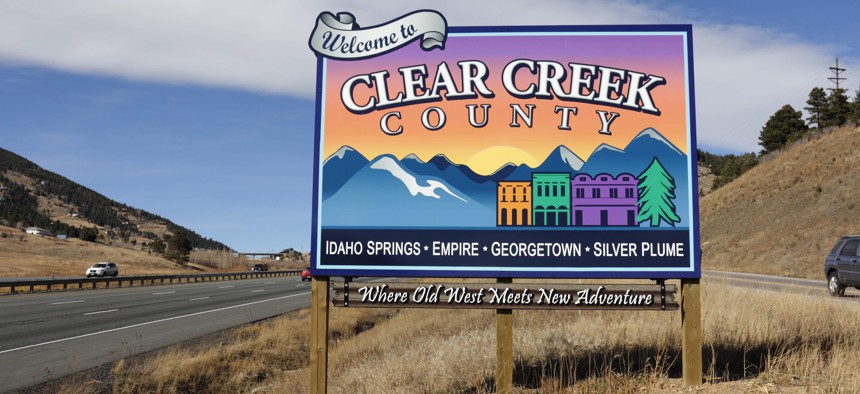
{"left": 308, "top": 10, "right": 447, "bottom": 60}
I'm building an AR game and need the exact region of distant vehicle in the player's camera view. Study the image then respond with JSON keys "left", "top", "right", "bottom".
{"left": 251, "top": 263, "right": 269, "bottom": 272}
{"left": 301, "top": 267, "right": 311, "bottom": 281}
{"left": 86, "top": 262, "right": 118, "bottom": 278}
{"left": 825, "top": 236, "right": 860, "bottom": 296}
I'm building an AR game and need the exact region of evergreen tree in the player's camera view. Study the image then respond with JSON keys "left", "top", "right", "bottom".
{"left": 804, "top": 87, "right": 827, "bottom": 129}
{"left": 79, "top": 226, "right": 99, "bottom": 242}
{"left": 711, "top": 153, "right": 758, "bottom": 189}
{"left": 149, "top": 238, "right": 166, "bottom": 254}
{"left": 822, "top": 89, "right": 851, "bottom": 128}
{"left": 696, "top": 149, "right": 725, "bottom": 170}
{"left": 66, "top": 226, "right": 80, "bottom": 239}
{"left": 851, "top": 88, "right": 860, "bottom": 123}
{"left": 636, "top": 157, "right": 680, "bottom": 227}
{"left": 759, "top": 104, "right": 807, "bottom": 154}
{"left": 165, "top": 229, "right": 192, "bottom": 264}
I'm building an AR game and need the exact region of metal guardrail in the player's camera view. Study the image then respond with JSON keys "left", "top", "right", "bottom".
{"left": 0, "top": 270, "right": 301, "bottom": 295}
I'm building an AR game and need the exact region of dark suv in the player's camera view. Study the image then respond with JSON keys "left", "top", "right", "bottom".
{"left": 825, "top": 236, "right": 860, "bottom": 296}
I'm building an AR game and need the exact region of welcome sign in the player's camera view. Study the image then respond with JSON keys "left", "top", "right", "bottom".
{"left": 309, "top": 10, "right": 700, "bottom": 279}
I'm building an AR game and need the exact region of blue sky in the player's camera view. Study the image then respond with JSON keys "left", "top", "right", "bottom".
{"left": 0, "top": 1, "right": 857, "bottom": 251}
{"left": 1, "top": 66, "right": 315, "bottom": 251}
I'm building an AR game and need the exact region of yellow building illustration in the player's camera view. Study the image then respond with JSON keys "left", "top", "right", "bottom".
{"left": 497, "top": 181, "right": 532, "bottom": 226}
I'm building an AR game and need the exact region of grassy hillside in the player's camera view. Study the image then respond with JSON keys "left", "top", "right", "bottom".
{"left": 0, "top": 225, "right": 207, "bottom": 277}
{"left": 0, "top": 147, "right": 228, "bottom": 251}
{"left": 700, "top": 125, "right": 860, "bottom": 279}
{"left": 0, "top": 227, "right": 301, "bottom": 278}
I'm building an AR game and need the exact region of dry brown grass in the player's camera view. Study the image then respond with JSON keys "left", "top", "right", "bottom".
{"left": 53, "top": 307, "right": 398, "bottom": 393}
{"left": 701, "top": 125, "right": 860, "bottom": 279}
{"left": 0, "top": 232, "right": 199, "bottom": 278}
{"left": 0, "top": 229, "right": 299, "bottom": 283}
{"left": 189, "top": 249, "right": 246, "bottom": 271}
{"left": 60, "top": 281, "right": 860, "bottom": 393}
{"left": 189, "top": 250, "right": 309, "bottom": 272}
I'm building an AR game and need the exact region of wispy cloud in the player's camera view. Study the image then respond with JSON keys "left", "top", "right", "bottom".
{"left": 76, "top": 89, "right": 137, "bottom": 106}
{"left": 0, "top": 65, "right": 37, "bottom": 92}
{"left": 0, "top": 0, "right": 852, "bottom": 153}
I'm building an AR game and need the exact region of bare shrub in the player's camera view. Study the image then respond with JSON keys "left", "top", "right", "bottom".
{"left": 190, "top": 250, "right": 244, "bottom": 270}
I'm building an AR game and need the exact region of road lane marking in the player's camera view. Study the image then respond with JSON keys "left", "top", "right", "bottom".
{"left": 83, "top": 309, "right": 118, "bottom": 316}
{"left": 153, "top": 291, "right": 176, "bottom": 295}
{"left": 189, "top": 297, "right": 210, "bottom": 301}
{"left": 252, "top": 289, "right": 264, "bottom": 293}
{"left": 218, "top": 286, "right": 235, "bottom": 289}
{"left": 50, "top": 300, "right": 84, "bottom": 305}
{"left": 706, "top": 276, "right": 824, "bottom": 291}
{"left": 264, "top": 282, "right": 276, "bottom": 284}
{"left": 0, "top": 291, "right": 311, "bottom": 355}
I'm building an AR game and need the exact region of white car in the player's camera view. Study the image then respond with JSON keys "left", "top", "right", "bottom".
{"left": 86, "top": 262, "right": 119, "bottom": 278}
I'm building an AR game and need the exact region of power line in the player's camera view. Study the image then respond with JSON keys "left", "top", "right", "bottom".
{"left": 702, "top": 69, "right": 829, "bottom": 152}
{"left": 828, "top": 57, "right": 847, "bottom": 92}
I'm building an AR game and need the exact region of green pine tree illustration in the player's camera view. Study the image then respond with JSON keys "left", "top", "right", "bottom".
{"left": 636, "top": 157, "right": 680, "bottom": 227}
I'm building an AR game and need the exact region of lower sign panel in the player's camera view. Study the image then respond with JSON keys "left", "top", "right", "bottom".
{"left": 333, "top": 281, "right": 678, "bottom": 310}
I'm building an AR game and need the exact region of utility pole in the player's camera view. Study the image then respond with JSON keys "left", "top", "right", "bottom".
{"left": 828, "top": 57, "right": 847, "bottom": 92}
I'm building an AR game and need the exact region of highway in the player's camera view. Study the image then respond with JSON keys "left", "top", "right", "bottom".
{"left": 0, "top": 276, "right": 312, "bottom": 393}
{"left": 702, "top": 269, "right": 854, "bottom": 296}
{"left": 0, "top": 270, "right": 849, "bottom": 392}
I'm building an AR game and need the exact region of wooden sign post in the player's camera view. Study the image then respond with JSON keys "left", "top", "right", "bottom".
{"left": 310, "top": 276, "right": 330, "bottom": 394}
{"left": 681, "top": 278, "right": 702, "bottom": 385}
{"left": 496, "top": 278, "right": 513, "bottom": 393}
{"left": 312, "top": 279, "right": 702, "bottom": 391}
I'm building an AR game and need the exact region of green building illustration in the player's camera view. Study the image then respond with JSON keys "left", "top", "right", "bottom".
{"left": 531, "top": 173, "right": 571, "bottom": 226}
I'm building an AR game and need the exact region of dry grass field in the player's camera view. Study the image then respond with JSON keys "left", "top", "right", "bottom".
{"left": 701, "top": 125, "right": 860, "bottom": 279}
{"left": 51, "top": 281, "right": 860, "bottom": 393}
{"left": 0, "top": 227, "right": 300, "bottom": 283}
{"left": 0, "top": 228, "right": 201, "bottom": 278}
{"left": 188, "top": 250, "right": 308, "bottom": 272}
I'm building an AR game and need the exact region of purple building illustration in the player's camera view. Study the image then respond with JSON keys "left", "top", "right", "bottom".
{"left": 571, "top": 173, "right": 639, "bottom": 226}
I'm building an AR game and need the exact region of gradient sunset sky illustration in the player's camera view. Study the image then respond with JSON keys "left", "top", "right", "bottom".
{"left": 321, "top": 31, "right": 691, "bottom": 175}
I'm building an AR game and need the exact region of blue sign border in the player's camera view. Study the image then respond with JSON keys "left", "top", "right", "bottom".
{"left": 309, "top": 24, "right": 700, "bottom": 279}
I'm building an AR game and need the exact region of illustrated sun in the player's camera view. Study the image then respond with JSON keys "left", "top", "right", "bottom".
{"left": 466, "top": 146, "right": 539, "bottom": 176}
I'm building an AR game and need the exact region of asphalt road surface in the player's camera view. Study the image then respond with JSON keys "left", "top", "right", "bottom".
{"left": 0, "top": 276, "right": 312, "bottom": 393}
{"left": 701, "top": 269, "right": 853, "bottom": 296}
{"left": 0, "top": 271, "right": 847, "bottom": 393}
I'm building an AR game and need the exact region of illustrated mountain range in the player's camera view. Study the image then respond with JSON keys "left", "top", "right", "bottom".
{"left": 321, "top": 128, "right": 690, "bottom": 228}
